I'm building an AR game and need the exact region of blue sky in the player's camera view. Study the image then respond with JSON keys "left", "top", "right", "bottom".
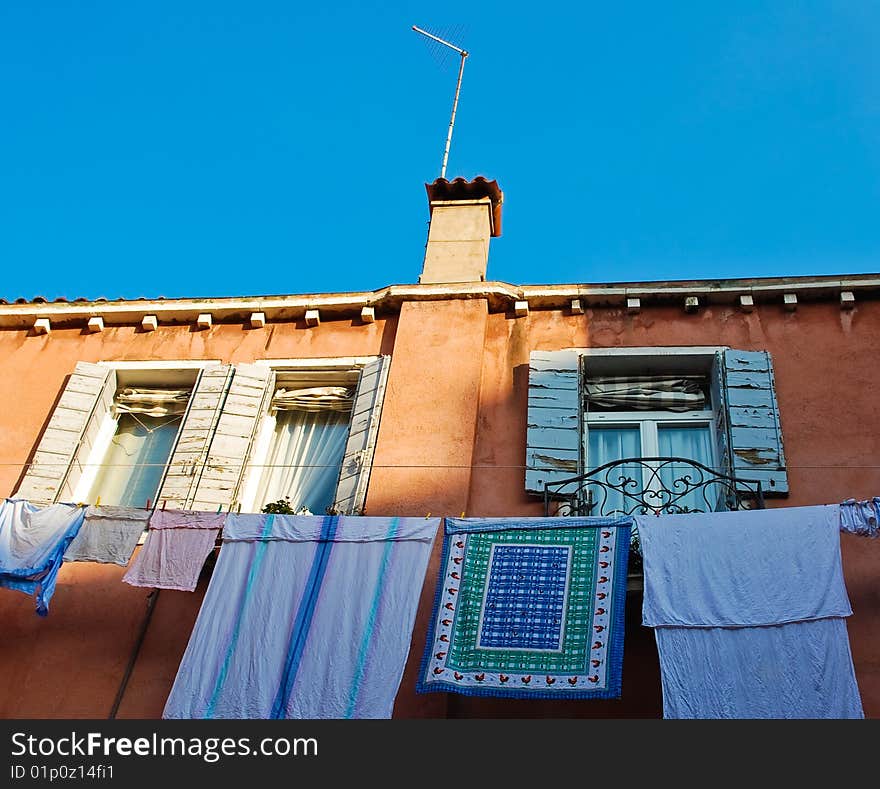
{"left": 1, "top": 1, "right": 878, "bottom": 301}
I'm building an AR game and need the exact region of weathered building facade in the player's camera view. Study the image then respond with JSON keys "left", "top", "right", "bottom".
{"left": 1, "top": 177, "right": 878, "bottom": 718}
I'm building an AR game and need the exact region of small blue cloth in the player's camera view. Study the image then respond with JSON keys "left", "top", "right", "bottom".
{"left": 840, "top": 498, "right": 880, "bottom": 538}
{"left": 0, "top": 498, "right": 85, "bottom": 616}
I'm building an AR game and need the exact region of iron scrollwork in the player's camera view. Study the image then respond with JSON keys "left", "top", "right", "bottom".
{"left": 543, "top": 457, "right": 765, "bottom": 573}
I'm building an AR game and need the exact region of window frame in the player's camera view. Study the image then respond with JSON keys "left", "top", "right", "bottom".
{"left": 585, "top": 409, "right": 718, "bottom": 461}
{"left": 237, "top": 356, "right": 383, "bottom": 514}
{"left": 70, "top": 360, "right": 220, "bottom": 506}
{"left": 581, "top": 348, "right": 725, "bottom": 501}
{"left": 526, "top": 345, "right": 788, "bottom": 499}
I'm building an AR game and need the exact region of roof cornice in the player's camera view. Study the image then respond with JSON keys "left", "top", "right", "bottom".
{"left": 1, "top": 274, "right": 878, "bottom": 328}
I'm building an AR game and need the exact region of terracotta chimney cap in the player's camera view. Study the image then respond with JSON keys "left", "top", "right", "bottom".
{"left": 425, "top": 176, "right": 503, "bottom": 237}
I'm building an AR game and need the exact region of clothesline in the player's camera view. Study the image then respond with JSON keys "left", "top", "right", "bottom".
{"left": 11, "top": 496, "right": 878, "bottom": 530}
{"left": 12, "top": 461, "right": 880, "bottom": 469}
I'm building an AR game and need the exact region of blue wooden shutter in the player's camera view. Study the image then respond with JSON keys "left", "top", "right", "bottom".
{"left": 722, "top": 349, "right": 789, "bottom": 495}
{"left": 710, "top": 352, "right": 733, "bottom": 477}
{"left": 525, "top": 350, "right": 581, "bottom": 494}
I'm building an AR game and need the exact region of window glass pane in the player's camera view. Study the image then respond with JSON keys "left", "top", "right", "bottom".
{"left": 255, "top": 410, "right": 350, "bottom": 515}
{"left": 657, "top": 424, "right": 715, "bottom": 512}
{"left": 587, "top": 427, "right": 642, "bottom": 516}
{"left": 88, "top": 414, "right": 180, "bottom": 508}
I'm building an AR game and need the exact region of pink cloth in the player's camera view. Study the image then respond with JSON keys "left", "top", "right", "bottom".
{"left": 122, "top": 510, "right": 226, "bottom": 592}
{"left": 148, "top": 510, "right": 227, "bottom": 531}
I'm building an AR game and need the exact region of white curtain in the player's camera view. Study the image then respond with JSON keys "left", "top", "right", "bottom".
{"left": 586, "top": 424, "right": 715, "bottom": 515}
{"left": 272, "top": 386, "right": 354, "bottom": 413}
{"left": 255, "top": 410, "right": 350, "bottom": 515}
{"left": 586, "top": 377, "right": 706, "bottom": 411}
{"left": 587, "top": 427, "right": 642, "bottom": 516}
{"left": 114, "top": 388, "right": 191, "bottom": 417}
{"left": 657, "top": 425, "right": 715, "bottom": 512}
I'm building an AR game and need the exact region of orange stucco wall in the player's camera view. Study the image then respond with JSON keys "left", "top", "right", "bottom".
{"left": 1, "top": 296, "right": 879, "bottom": 719}
{"left": 365, "top": 299, "right": 489, "bottom": 719}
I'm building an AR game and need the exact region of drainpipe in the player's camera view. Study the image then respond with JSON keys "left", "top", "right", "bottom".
{"left": 108, "top": 589, "right": 160, "bottom": 719}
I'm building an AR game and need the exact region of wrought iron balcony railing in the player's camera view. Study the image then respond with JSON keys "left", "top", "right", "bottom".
{"left": 543, "top": 456, "right": 765, "bottom": 579}
{"left": 542, "top": 456, "right": 765, "bottom": 519}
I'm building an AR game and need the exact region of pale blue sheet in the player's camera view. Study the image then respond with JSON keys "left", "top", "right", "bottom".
{"left": 654, "top": 618, "right": 863, "bottom": 719}
{"left": 639, "top": 505, "right": 851, "bottom": 627}
{"left": 636, "top": 505, "right": 864, "bottom": 718}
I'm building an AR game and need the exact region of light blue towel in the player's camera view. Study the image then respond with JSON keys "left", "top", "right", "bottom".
{"left": 636, "top": 505, "right": 864, "bottom": 719}
{"left": 0, "top": 498, "right": 85, "bottom": 616}
{"left": 163, "top": 514, "right": 439, "bottom": 719}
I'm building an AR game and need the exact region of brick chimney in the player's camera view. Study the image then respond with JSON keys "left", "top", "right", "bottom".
{"left": 419, "top": 176, "right": 503, "bottom": 284}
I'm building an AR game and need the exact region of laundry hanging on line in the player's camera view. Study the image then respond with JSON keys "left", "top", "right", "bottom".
{"left": 417, "top": 515, "right": 632, "bottom": 700}
{"left": 63, "top": 505, "right": 151, "bottom": 566}
{"left": 0, "top": 498, "right": 86, "bottom": 616}
{"left": 839, "top": 498, "right": 880, "bottom": 538}
{"left": 122, "top": 509, "right": 227, "bottom": 592}
{"left": 636, "top": 504, "right": 864, "bottom": 719}
{"left": 163, "top": 513, "right": 439, "bottom": 719}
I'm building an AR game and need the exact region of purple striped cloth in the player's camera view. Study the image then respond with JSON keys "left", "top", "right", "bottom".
{"left": 122, "top": 510, "right": 225, "bottom": 592}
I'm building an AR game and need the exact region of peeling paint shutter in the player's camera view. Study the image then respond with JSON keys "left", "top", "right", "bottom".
{"left": 525, "top": 350, "right": 581, "bottom": 494}
{"left": 155, "top": 365, "right": 235, "bottom": 509}
{"left": 723, "top": 349, "right": 789, "bottom": 496}
{"left": 710, "top": 352, "right": 733, "bottom": 477}
{"left": 188, "top": 363, "right": 275, "bottom": 511}
{"left": 14, "top": 362, "right": 116, "bottom": 504}
{"left": 332, "top": 355, "right": 391, "bottom": 515}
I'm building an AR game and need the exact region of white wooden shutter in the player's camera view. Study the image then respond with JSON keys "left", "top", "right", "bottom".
{"left": 15, "top": 362, "right": 116, "bottom": 504}
{"left": 332, "top": 355, "right": 391, "bottom": 515}
{"left": 525, "top": 350, "right": 582, "bottom": 494}
{"left": 187, "top": 363, "right": 275, "bottom": 511}
{"left": 155, "top": 365, "right": 235, "bottom": 509}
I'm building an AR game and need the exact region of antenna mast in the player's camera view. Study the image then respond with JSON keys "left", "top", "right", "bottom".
{"left": 412, "top": 25, "right": 469, "bottom": 180}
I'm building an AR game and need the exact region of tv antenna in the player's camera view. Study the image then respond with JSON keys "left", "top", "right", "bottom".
{"left": 412, "top": 24, "right": 469, "bottom": 180}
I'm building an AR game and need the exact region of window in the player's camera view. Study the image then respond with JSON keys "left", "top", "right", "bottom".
{"left": 584, "top": 364, "right": 718, "bottom": 514}
{"left": 16, "top": 356, "right": 390, "bottom": 516}
{"left": 14, "top": 361, "right": 213, "bottom": 506}
{"left": 525, "top": 347, "right": 789, "bottom": 507}
{"left": 74, "top": 373, "right": 197, "bottom": 508}
{"left": 252, "top": 410, "right": 351, "bottom": 515}
{"left": 237, "top": 365, "right": 365, "bottom": 514}
{"left": 234, "top": 356, "right": 391, "bottom": 515}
